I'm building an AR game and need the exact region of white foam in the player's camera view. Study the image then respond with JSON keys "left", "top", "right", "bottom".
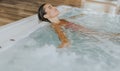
{"left": 0, "top": 5, "right": 120, "bottom": 71}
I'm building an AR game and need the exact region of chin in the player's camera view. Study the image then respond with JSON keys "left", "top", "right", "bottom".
{"left": 57, "top": 10, "right": 60, "bottom": 15}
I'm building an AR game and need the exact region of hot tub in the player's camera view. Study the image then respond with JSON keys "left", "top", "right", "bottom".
{"left": 0, "top": 5, "right": 120, "bottom": 71}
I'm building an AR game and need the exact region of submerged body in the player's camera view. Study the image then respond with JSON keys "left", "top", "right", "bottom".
{"left": 51, "top": 19, "right": 120, "bottom": 48}
{"left": 51, "top": 19, "right": 94, "bottom": 48}
{"left": 38, "top": 3, "right": 120, "bottom": 48}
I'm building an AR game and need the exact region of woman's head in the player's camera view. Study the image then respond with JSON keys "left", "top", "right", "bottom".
{"left": 38, "top": 3, "right": 59, "bottom": 22}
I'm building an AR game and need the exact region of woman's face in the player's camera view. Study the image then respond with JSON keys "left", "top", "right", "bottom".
{"left": 43, "top": 3, "right": 59, "bottom": 19}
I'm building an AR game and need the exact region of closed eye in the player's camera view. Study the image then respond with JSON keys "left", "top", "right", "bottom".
{"left": 48, "top": 5, "right": 52, "bottom": 9}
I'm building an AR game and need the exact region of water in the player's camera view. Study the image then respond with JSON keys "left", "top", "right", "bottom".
{"left": 0, "top": 7, "right": 120, "bottom": 71}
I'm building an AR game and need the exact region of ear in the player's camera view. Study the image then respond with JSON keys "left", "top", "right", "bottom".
{"left": 44, "top": 14, "right": 49, "bottom": 18}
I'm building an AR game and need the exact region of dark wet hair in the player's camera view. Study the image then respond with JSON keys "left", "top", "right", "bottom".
{"left": 38, "top": 3, "right": 51, "bottom": 22}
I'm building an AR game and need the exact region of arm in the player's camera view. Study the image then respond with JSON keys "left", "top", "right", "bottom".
{"left": 61, "top": 20, "right": 120, "bottom": 38}
{"left": 64, "top": 21, "right": 94, "bottom": 33}
{"left": 52, "top": 25, "right": 70, "bottom": 48}
{"left": 64, "top": 21, "right": 120, "bottom": 37}
{"left": 60, "top": 19, "right": 90, "bottom": 32}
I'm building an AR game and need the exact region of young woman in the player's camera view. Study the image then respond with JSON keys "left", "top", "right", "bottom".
{"left": 38, "top": 3, "right": 120, "bottom": 48}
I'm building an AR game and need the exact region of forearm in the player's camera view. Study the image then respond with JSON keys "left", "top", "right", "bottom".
{"left": 85, "top": 31, "right": 120, "bottom": 39}
{"left": 58, "top": 34, "right": 70, "bottom": 48}
{"left": 69, "top": 23, "right": 120, "bottom": 37}
{"left": 52, "top": 25, "right": 70, "bottom": 48}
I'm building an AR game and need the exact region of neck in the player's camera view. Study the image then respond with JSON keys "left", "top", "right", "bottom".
{"left": 48, "top": 17, "right": 60, "bottom": 24}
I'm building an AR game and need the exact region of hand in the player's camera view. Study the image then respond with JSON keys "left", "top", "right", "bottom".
{"left": 58, "top": 41, "right": 70, "bottom": 48}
